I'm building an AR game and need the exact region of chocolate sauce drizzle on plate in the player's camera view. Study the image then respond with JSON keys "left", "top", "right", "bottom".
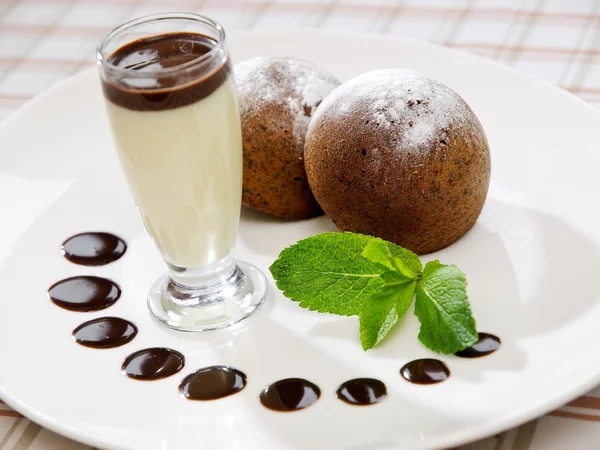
{"left": 51, "top": 232, "right": 497, "bottom": 404}
{"left": 122, "top": 348, "right": 185, "bottom": 380}
{"left": 400, "top": 359, "right": 450, "bottom": 385}
{"left": 260, "top": 378, "right": 321, "bottom": 412}
{"left": 61, "top": 232, "right": 126, "bottom": 266}
{"left": 48, "top": 276, "right": 121, "bottom": 312}
{"left": 336, "top": 378, "right": 387, "bottom": 406}
{"left": 455, "top": 333, "right": 501, "bottom": 358}
{"left": 72, "top": 317, "right": 137, "bottom": 349}
{"left": 179, "top": 366, "right": 247, "bottom": 400}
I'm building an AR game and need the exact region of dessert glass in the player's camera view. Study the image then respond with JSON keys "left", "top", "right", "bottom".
{"left": 97, "top": 13, "right": 267, "bottom": 331}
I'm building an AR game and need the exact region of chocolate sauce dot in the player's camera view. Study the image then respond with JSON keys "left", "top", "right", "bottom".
{"left": 260, "top": 378, "right": 320, "bottom": 412}
{"left": 48, "top": 276, "right": 121, "bottom": 312}
{"left": 179, "top": 366, "right": 246, "bottom": 400}
{"left": 73, "top": 317, "right": 137, "bottom": 349}
{"left": 455, "top": 333, "right": 501, "bottom": 358}
{"left": 336, "top": 378, "right": 387, "bottom": 406}
{"left": 400, "top": 359, "right": 450, "bottom": 384}
{"left": 61, "top": 232, "right": 126, "bottom": 266}
{"left": 122, "top": 348, "right": 184, "bottom": 381}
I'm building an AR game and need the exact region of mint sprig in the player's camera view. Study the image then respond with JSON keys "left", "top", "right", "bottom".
{"left": 414, "top": 260, "right": 477, "bottom": 354}
{"left": 269, "top": 232, "right": 478, "bottom": 353}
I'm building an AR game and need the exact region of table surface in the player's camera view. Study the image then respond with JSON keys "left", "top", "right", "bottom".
{"left": 1, "top": 0, "right": 600, "bottom": 449}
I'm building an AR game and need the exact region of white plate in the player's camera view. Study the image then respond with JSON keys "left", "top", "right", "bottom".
{"left": 1, "top": 30, "right": 600, "bottom": 450}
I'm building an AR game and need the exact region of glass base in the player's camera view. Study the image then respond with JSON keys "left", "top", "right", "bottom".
{"left": 147, "top": 257, "right": 267, "bottom": 332}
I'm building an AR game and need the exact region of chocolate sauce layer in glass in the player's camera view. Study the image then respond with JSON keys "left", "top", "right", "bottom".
{"left": 101, "top": 32, "right": 231, "bottom": 112}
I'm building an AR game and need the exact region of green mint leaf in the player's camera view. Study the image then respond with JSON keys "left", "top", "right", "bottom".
{"left": 359, "top": 301, "right": 398, "bottom": 351}
{"left": 361, "top": 239, "right": 422, "bottom": 279}
{"left": 359, "top": 274, "right": 417, "bottom": 350}
{"left": 270, "top": 232, "right": 479, "bottom": 353}
{"left": 269, "top": 232, "right": 390, "bottom": 316}
{"left": 414, "top": 260, "right": 478, "bottom": 354}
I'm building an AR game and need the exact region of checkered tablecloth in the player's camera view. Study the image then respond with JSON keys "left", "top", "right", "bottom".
{"left": 2, "top": 0, "right": 600, "bottom": 449}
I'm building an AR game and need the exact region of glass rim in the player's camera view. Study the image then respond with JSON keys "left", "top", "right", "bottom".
{"left": 96, "top": 12, "right": 227, "bottom": 78}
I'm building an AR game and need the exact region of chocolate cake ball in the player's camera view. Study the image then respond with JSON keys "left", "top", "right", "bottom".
{"left": 235, "top": 57, "right": 340, "bottom": 219}
{"left": 305, "top": 69, "right": 491, "bottom": 254}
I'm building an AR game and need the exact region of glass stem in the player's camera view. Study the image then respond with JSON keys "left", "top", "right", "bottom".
{"left": 165, "top": 253, "right": 246, "bottom": 307}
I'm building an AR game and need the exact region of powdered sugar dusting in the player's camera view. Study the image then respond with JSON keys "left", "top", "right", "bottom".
{"left": 310, "top": 69, "right": 474, "bottom": 151}
{"left": 235, "top": 57, "right": 340, "bottom": 146}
